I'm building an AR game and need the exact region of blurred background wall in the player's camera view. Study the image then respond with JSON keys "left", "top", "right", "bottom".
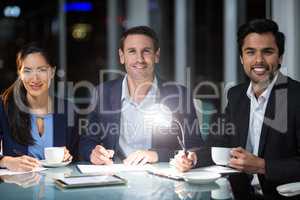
{"left": 0, "top": 0, "right": 299, "bottom": 110}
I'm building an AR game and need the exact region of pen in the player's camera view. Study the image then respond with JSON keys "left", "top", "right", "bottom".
{"left": 147, "top": 170, "right": 184, "bottom": 181}
{"left": 186, "top": 147, "right": 203, "bottom": 152}
{"left": 176, "top": 136, "right": 187, "bottom": 156}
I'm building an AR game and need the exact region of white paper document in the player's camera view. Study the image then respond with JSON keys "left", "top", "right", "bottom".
{"left": 77, "top": 164, "right": 154, "bottom": 174}
{"left": 147, "top": 165, "right": 240, "bottom": 180}
{"left": 0, "top": 167, "right": 47, "bottom": 176}
{"left": 148, "top": 167, "right": 184, "bottom": 180}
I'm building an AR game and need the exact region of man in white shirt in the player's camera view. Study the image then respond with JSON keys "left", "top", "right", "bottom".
{"left": 80, "top": 26, "right": 202, "bottom": 166}
{"left": 174, "top": 19, "right": 300, "bottom": 199}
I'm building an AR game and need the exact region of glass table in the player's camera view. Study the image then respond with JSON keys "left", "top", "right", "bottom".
{"left": 0, "top": 163, "right": 234, "bottom": 200}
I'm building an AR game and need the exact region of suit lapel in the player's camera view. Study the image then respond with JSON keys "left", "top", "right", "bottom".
{"left": 110, "top": 80, "right": 122, "bottom": 113}
{"left": 109, "top": 79, "right": 123, "bottom": 149}
{"left": 156, "top": 79, "right": 164, "bottom": 103}
{"left": 258, "top": 97, "right": 273, "bottom": 157}
{"left": 258, "top": 73, "right": 288, "bottom": 156}
{"left": 237, "top": 93, "right": 251, "bottom": 148}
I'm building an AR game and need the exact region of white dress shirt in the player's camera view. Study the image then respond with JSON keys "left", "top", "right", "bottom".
{"left": 246, "top": 73, "right": 278, "bottom": 187}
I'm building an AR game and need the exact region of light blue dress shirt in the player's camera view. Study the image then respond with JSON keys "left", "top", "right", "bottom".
{"left": 119, "top": 76, "right": 158, "bottom": 157}
{"left": 28, "top": 114, "right": 54, "bottom": 160}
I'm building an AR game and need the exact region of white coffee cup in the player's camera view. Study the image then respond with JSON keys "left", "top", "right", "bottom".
{"left": 44, "top": 147, "right": 64, "bottom": 164}
{"left": 211, "top": 147, "right": 232, "bottom": 166}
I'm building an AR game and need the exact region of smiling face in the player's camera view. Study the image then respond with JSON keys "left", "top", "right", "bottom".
{"left": 18, "top": 53, "right": 55, "bottom": 98}
{"left": 240, "top": 32, "right": 282, "bottom": 88}
{"left": 119, "top": 34, "right": 160, "bottom": 83}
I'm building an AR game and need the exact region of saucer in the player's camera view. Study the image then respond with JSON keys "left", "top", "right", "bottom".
{"left": 182, "top": 171, "right": 221, "bottom": 184}
{"left": 277, "top": 182, "right": 300, "bottom": 197}
{"left": 41, "top": 160, "right": 71, "bottom": 168}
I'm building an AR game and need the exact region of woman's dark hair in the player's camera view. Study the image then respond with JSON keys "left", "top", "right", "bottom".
{"left": 1, "top": 43, "right": 54, "bottom": 145}
{"left": 237, "top": 19, "right": 285, "bottom": 58}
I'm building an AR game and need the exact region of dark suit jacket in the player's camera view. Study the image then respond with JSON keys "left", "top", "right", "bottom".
{"left": 200, "top": 73, "right": 300, "bottom": 199}
{"left": 79, "top": 77, "right": 203, "bottom": 162}
{"left": 0, "top": 97, "right": 79, "bottom": 161}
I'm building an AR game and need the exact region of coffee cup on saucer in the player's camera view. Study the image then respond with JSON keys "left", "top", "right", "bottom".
{"left": 211, "top": 147, "right": 232, "bottom": 166}
{"left": 44, "top": 147, "right": 64, "bottom": 164}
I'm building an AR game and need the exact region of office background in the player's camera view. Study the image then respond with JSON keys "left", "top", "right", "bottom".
{"left": 0, "top": 0, "right": 299, "bottom": 110}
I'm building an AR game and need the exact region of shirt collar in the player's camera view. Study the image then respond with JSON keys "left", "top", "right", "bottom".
{"left": 121, "top": 75, "right": 130, "bottom": 101}
{"left": 246, "top": 72, "right": 279, "bottom": 101}
{"left": 121, "top": 75, "right": 158, "bottom": 102}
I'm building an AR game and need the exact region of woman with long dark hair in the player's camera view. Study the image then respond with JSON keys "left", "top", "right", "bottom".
{"left": 0, "top": 43, "right": 78, "bottom": 171}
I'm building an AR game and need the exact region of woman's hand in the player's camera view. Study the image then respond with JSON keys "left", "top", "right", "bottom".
{"left": 0, "top": 156, "right": 40, "bottom": 172}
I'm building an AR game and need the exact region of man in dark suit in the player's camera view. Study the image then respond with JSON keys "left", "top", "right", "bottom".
{"left": 174, "top": 19, "right": 300, "bottom": 199}
{"left": 79, "top": 26, "right": 202, "bottom": 166}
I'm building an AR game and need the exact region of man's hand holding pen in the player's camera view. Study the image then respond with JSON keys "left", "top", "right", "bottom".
{"left": 172, "top": 136, "right": 198, "bottom": 172}
{"left": 90, "top": 145, "right": 114, "bottom": 165}
{"left": 173, "top": 151, "right": 197, "bottom": 172}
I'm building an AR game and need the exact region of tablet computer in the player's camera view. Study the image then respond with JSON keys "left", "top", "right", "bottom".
{"left": 54, "top": 175, "right": 126, "bottom": 189}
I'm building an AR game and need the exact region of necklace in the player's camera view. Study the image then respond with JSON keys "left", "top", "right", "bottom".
{"left": 36, "top": 116, "right": 45, "bottom": 137}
